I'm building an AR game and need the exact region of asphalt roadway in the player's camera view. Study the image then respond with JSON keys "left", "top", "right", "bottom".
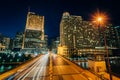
{"left": 2, "top": 52, "right": 120, "bottom": 80}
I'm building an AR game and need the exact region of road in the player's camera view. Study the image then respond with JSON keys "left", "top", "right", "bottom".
{"left": 51, "top": 53, "right": 99, "bottom": 80}
{"left": 5, "top": 52, "right": 97, "bottom": 80}
{"left": 7, "top": 53, "right": 50, "bottom": 80}
{"left": 4, "top": 52, "right": 119, "bottom": 80}
{"left": 51, "top": 53, "right": 120, "bottom": 80}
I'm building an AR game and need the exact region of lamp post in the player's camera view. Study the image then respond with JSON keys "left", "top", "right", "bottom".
{"left": 97, "top": 17, "right": 102, "bottom": 46}
{"left": 103, "top": 27, "right": 113, "bottom": 80}
{"left": 96, "top": 15, "right": 112, "bottom": 80}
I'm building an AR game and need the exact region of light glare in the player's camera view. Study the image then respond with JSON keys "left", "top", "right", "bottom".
{"left": 90, "top": 9, "right": 109, "bottom": 26}
{"left": 98, "top": 17, "right": 102, "bottom": 22}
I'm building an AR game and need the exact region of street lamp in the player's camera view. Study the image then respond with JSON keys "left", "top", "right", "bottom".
{"left": 98, "top": 17, "right": 112, "bottom": 80}
{"left": 92, "top": 10, "right": 112, "bottom": 80}
{"left": 98, "top": 17, "right": 102, "bottom": 22}
{"left": 97, "top": 17, "right": 102, "bottom": 46}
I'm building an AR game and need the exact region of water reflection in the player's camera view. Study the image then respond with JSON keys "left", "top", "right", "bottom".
{"left": 77, "top": 61, "right": 88, "bottom": 68}
{"left": 69, "top": 57, "right": 88, "bottom": 69}
{"left": 0, "top": 65, "right": 16, "bottom": 73}
{"left": 68, "top": 56, "right": 120, "bottom": 76}
{"left": 8, "top": 65, "right": 12, "bottom": 69}
{"left": 0, "top": 65, "right": 4, "bottom": 73}
{"left": 0, "top": 52, "right": 33, "bottom": 74}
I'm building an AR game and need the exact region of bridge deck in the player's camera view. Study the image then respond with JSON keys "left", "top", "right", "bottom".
{"left": 0, "top": 53, "right": 120, "bottom": 80}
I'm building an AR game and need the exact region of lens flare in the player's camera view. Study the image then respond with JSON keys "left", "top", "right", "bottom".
{"left": 90, "top": 9, "right": 109, "bottom": 26}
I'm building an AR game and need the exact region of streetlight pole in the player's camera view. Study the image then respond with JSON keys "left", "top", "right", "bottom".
{"left": 98, "top": 19, "right": 101, "bottom": 47}
{"left": 97, "top": 17, "right": 112, "bottom": 80}
{"left": 103, "top": 28, "right": 112, "bottom": 80}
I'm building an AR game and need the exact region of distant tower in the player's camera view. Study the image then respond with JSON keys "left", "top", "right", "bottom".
{"left": 22, "top": 12, "right": 44, "bottom": 50}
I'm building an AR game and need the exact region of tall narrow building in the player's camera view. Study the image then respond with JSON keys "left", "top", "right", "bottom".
{"left": 22, "top": 12, "right": 44, "bottom": 51}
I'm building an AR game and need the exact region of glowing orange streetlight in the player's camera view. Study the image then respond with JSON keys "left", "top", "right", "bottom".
{"left": 91, "top": 9, "right": 109, "bottom": 27}
{"left": 98, "top": 17, "right": 102, "bottom": 22}
{"left": 91, "top": 10, "right": 109, "bottom": 46}
{"left": 91, "top": 10, "right": 112, "bottom": 80}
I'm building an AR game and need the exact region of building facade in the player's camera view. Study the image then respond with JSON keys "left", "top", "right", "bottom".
{"left": 0, "top": 43, "right": 5, "bottom": 53}
{"left": 13, "top": 32, "right": 23, "bottom": 50}
{"left": 60, "top": 12, "right": 99, "bottom": 48}
{"left": 114, "top": 26, "right": 120, "bottom": 48}
{"left": 98, "top": 24, "right": 117, "bottom": 48}
{"left": 22, "top": 12, "right": 44, "bottom": 51}
{"left": 0, "top": 33, "right": 10, "bottom": 50}
{"left": 51, "top": 37, "right": 60, "bottom": 53}
{"left": 2, "top": 37, "right": 10, "bottom": 49}
{"left": 59, "top": 12, "right": 99, "bottom": 56}
{"left": 44, "top": 35, "right": 48, "bottom": 48}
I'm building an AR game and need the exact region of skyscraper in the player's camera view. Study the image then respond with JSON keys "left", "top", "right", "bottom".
{"left": 114, "top": 26, "right": 120, "bottom": 48}
{"left": 60, "top": 12, "right": 99, "bottom": 49}
{"left": 13, "top": 32, "right": 23, "bottom": 50}
{"left": 0, "top": 33, "right": 10, "bottom": 50}
{"left": 22, "top": 12, "right": 44, "bottom": 51}
{"left": 104, "top": 25, "right": 117, "bottom": 48}
{"left": 98, "top": 24, "right": 118, "bottom": 48}
{"left": 59, "top": 12, "right": 99, "bottom": 56}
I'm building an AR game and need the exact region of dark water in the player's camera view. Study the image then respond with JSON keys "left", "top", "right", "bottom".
{"left": 0, "top": 52, "right": 33, "bottom": 74}
{"left": 106, "top": 58, "right": 120, "bottom": 77}
{"left": 0, "top": 64, "right": 17, "bottom": 74}
{"left": 68, "top": 57, "right": 120, "bottom": 77}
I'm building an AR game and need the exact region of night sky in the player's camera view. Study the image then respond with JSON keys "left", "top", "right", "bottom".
{"left": 0, "top": 0, "right": 120, "bottom": 39}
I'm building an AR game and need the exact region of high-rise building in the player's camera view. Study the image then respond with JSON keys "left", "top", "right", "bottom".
{"left": 9, "top": 39, "right": 14, "bottom": 50}
{"left": 0, "top": 33, "right": 10, "bottom": 50}
{"left": 105, "top": 25, "right": 117, "bottom": 48}
{"left": 50, "top": 37, "right": 60, "bottom": 53}
{"left": 13, "top": 32, "right": 23, "bottom": 50}
{"left": 98, "top": 24, "right": 118, "bottom": 48}
{"left": 114, "top": 26, "right": 120, "bottom": 48}
{"left": 2, "top": 37, "right": 10, "bottom": 49}
{"left": 22, "top": 12, "right": 44, "bottom": 50}
{"left": 0, "top": 43, "right": 5, "bottom": 52}
{"left": 44, "top": 35, "right": 48, "bottom": 48}
{"left": 60, "top": 12, "right": 99, "bottom": 49}
{"left": 59, "top": 12, "right": 99, "bottom": 56}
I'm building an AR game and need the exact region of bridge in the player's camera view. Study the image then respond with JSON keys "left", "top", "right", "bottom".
{"left": 0, "top": 52, "right": 120, "bottom": 80}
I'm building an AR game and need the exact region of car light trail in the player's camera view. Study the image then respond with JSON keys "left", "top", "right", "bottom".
{"left": 11, "top": 53, "right": 50, "bottom": 80}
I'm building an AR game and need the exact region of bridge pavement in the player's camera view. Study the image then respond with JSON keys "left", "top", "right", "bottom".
{"left": 0, "top": 52, "right": 120, "bottom": 80}
{"left": 52, "top": 54, "right": 100, "bottom": 80}
{"left": 52, "top": 54, "right": 120, "bottom": 80}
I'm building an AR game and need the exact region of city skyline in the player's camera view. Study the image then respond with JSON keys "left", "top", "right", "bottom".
{"left": 0, "top": 1, "right": 120, "bottom": 79}
{"left": 0, "top": 0, "right": 120, "bottom": 38}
